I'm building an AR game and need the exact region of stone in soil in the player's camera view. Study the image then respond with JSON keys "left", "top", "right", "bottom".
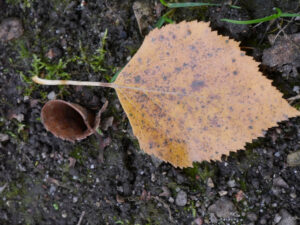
{"left": 287, "top": 150, "right": 300, "bottom": 167}
{"left": 247, "top": 212, "right": 258, "bottom": 222}
{"left": 0, "top": 133, "right": 9, "bottom": 142}
{"left": 175, "top": 190, "right": 187, "bottom": 207}
{"left": 262, "top": 33, "right": 300, "bottom": 78}
{"left": 208, "top": 197, "right": 237, "bottom": 218}
{"left": 273, "top": 177, "right": 289, "bottom": 189}
{"left": 0, "top": 18, "right": 23, "bottom": 42}
{"left": 272, "top": 176, "right": 290, "bottom": 196}
{"left": 207, "top": 177, "right": 214, "bottom": 188}
{"left": 277, "top": 209, "right": 297, "bottom": 225}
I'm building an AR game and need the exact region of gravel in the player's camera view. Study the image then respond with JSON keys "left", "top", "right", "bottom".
{"left": 208, "top": 197, "right": 237, "bottom": 218}
{"left": 175, "top": 190, "right": 187, "bottom": 206}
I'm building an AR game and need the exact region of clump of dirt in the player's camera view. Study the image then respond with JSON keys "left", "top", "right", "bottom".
{"left": 0, "top": 0, "right": 300, "bottom": 224}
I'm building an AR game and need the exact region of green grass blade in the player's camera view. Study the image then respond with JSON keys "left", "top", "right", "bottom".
{"left": 167, "top": 2, "right": 220, "bottom": 8}
{"left": 229, "top": 5, "right": 241, "bottom": 9}
{"left": 160, "top": 0, "right": 168, "bottom": 7}
{"left": 280, "top": 13, "right": 300, "bottom": 17}
{"left": 221, "top": 7, "right": 300, "bottom": 25}
{"left": 160, "top": 0, "right": 240, "bottom": 9}
{"left": 155, "top": 9, "right": 175, "bottom": 28}
{"left": 155, "top": 17, "right": 166, "bottom": 28}
{"left": 110, "top": 68, "right": 123, "bottom": 82}
{"left": 155, "top": 16, "right": 174, "bottom": 28}
{"left": 221, "top": 14, "right": 277, "bottom": 24}
{"left": 164, "top": 17, "right": 175, "bottom": 23}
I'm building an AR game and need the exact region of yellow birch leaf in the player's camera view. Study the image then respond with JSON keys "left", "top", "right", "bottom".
{"left": 113, "top": 21, "right": 300, "bottom": 167}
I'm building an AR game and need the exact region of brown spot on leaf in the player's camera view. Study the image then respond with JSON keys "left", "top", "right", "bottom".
{"left": 191, "top": 80, "right": 205, "bottom": 91}
{"left": 134, "top": 75, "right": 141, "bottom": 83}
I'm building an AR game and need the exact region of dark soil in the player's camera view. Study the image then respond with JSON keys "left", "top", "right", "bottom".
{"left": 1, "top": 0, "right": 300, "bottom": 224}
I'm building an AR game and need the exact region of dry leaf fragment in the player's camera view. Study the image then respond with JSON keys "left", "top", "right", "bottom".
{"left": 132, "top": 1, "right": 155, "bottom": 35}
{"left": 33, "top": 21, "right": 300, "bottom": 168}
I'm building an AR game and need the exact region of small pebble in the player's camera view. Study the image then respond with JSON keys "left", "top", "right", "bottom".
{"left": 278, "top": 209, "right": 297, "bottom": 225}
{"left": 49, "top": 185, "right": 56, "bottom": 195}
{"left": 273, "top": 214, "right": 282, "bottom": 224}
{"left": 207, "top": 177, "right": 214, "bottom": 188}
{"left": 168, "top": 197, "right": 174, "bottom": 203}
{"left": 192, "top": 217, "right": 203, "bottom": 225}
{"left": 13, "top": 113, "right": 24, "bottom": 122}
{"left": 101, "top": 116, "right": 114, "bottom": 131}
{"left": 0, "top": 18, "right": 23, "bottom": 42}
{"left": 47, "top": 91, "right": 56, "bottom": 100}
{"left": 273, "top": 177, "right": 289, "bottom": 189}
{"left": 73, "top": 196, "right": 78, "bottom": 203}
{"left": 117, "top": 186, "right": 123, "bottom": 193}
{"left": 175, "top": 190, "right": 187, "bottom": 206}
{"left": 61, "top": 211, "right": 67, "bottom": 218}
{"left": 293, "top": 86, "right": 300, "bottom": 93}
{"left": 0, "top": 133, "right": 9, "bottom": 142}
{"left": 41, "top": 152, "right": 47, "bottom": 159}
{"left": 218, "top": 190, "right": 227, "bottom": 196}
{"left": 151, "top": 173, "right": 156, "bottom": 182}
{"left": 227, "top": 180, "right": 236, "bottom": 188}
{"left": 290, "top": 193, "right": 296, "bottom": 199}
{"left": 208, "top": 197, "right": 237, "bottom": 218}
{"left": 287, "top": 151, "right": 300, "bottom": 167}
{"left": 260, "top": 218, "right": 267, "bottom": 224}
{"left": 274, "top": 152, "right": 280, "bottom": 157}
{"left": 209, "top": 213, "right": 218, "bottom": 223}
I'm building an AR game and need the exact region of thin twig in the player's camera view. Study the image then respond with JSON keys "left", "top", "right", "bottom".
{"left": 258, "top": 20, "right": 275, "bottom": 45}
{"left": 152, "top": 196, "right": 175, "bottom": 223}
{"left": 288, "top": 95, "right": 300, "bottom": 104}
{"left": 0, "top": 183, "right": 8, "bottom": 194}
{"left": 77, "top": 211, "right": 85, "bottom": 225}
{"left": 273, "top": 17, "right": 295, "bottom": 43}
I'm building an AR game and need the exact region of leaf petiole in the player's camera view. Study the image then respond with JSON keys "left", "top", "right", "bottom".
{"left": 32, "top": 76, "right": 115, "bottom": 88}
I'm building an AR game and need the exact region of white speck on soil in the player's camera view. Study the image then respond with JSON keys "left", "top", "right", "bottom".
{"left": 47, "top": 91, "right": 56, "bottom": 100}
